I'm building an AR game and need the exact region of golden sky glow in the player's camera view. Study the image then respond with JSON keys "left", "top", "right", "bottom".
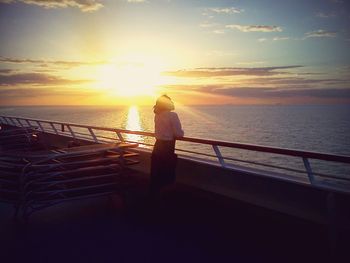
{"left": 0, "top": 0, "right": 349, "bottom": 105}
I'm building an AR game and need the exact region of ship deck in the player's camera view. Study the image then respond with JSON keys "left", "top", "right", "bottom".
{"left": 1, "top": 182, "right": 344, "bottom": 263}
{"left": 0, "top": 116, "right": 350, "bottom": 262}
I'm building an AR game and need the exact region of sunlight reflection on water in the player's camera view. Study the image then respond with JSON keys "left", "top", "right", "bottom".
{"left": 125, "top": 105, "right": 144, "bottom": 144}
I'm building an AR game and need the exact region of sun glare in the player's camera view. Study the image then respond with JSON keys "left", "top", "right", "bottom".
{"left": 95, "top": 59, "right": 165, "bottom": 98}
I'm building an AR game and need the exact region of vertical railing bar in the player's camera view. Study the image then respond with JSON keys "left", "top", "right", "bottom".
{"left": 61, "top": 124, "right": 65, "bottom": 132}
{"left": 0, "top": 116, "right": 5, "bottom": 124}
{"left": 4, "top": 117, "right": 10, "bottom": 125}
{"left": 212, "top": 145, "right": 226, "bottom": 167}
{"left": 88, "top": 127, "right": 98, "bottom": 143}
{"left": 5, "top": 117, "right": 11, "bottom": 125}
{"left": 50, "top": 122, "right": 59, "bottom": 135}
{"left": 66, "top": 124, "right": 76, "bottom": 139}
{"left": 9, "top": 117, "right": 17, "bottom": 126}
{"left": 116, "top": 131, "right": 124, "bottom": 142}
{"left": 25, "top": 119, "right": 32, "bottom": 129}
{"left": 303, "top": 157, "right": 315, "bottom": 185}
{"left": 16, "top": 118, "right": 24, "bottom": 127}
{"left": 36, "top": 121, "right": 44, "bottom": 132}
{"left": 6, "top": 117, "right": 13, "bottom": 125}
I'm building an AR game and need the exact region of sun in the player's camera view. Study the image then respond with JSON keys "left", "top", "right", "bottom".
{"left": 95, "top": 61, "right": 164, "bottom": 98}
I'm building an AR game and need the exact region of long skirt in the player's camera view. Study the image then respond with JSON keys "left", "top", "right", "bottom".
{"left": 149, "top": 139, "right": 178, "bottom": 196}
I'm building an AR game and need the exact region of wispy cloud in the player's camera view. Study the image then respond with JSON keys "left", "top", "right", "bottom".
{"left": 0, "top": 72, "right": 90, "bottom": 86}
{"left": 199, "top": 23, "right": 218, "bottom": 28}
{"left": 236, "top": 61, "right": 266, "bottom": 66}
{"left": 212, "top": 30, "right": 225, "bottom": 34}
{"left": 0, "top": 57, "right": 105, "bottom": 68}
{"left": 162, "top": 66, "right": 302, "bottom": 78}
{"left": 316, "top": 12, "right": 336, "bottom": 18}
{"left": 226, "top": 24, "right": 282, "bottom": 32}
{"left": 304, "top": 29, "right": 337, "bottom": 38}
{"left": 330, "top": 0, "right": 344, "bottom": 4}
{"left": 127, "top": 0, "right": 147, "bottom": 3}
{"left": 244, "top": 76, "right": 348, "bottom": 86}
{"left": 208, "top": 7, "right": 243, "bottom": 14}
{"left": 201, "top": 86, "right": 350, "bottom": 99}
{"left": 0, "top": 0, "right": 104, "bottom": 12}
{"left": 273, "top": 37, "right": 290, "bottom": 41}
{"left": 258, "top": 38, "right": 268, "bottom": 42}
{"left": 0, "top": 87, "right": 100, "bottom": 98}
{"left": 0, "top": 69, "right": 14, "bottom": 74}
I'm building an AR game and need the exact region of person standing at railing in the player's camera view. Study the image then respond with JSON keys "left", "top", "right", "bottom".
{"left": 149, "top": 94, "right": 184, "bottom": 202}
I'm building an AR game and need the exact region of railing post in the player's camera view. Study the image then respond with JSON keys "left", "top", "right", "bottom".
{"left": 25, "top": 119, "right": 32, "bottom": 128}
{"left": 213, "top": 145, "right": 226, "bottom": 167}
{"left": 2, "top": 117, "right": 9, "bottom": 125}
{"left": 6, "top": 117, "right": 12, "bottom": 125}
{"left": 66, "top": 125, "right": 76, "bottom": 139}
{"left": 61, "top": 124, "right": 65, "bottom": 132}
{"left": 16, "top": 118, "right": 24, "bottom": 127}
{"left": 116, "top": 131, "right": 124, "bottom": 142}
{"left": 303, "top": 157, "right": 315, "bottom": 184}
{"left": 9, "top": 117, "right": 17, "bottom": 126}
{"left": 36, "top": 121, "right": 44, "bottom": 132}
{"left": 88, "top": 128, "right": 98, "bottom": 143}
{"left": 50, "top": 123, "right": 59, "bottom": 135}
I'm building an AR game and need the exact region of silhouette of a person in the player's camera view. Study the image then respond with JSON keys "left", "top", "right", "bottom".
{"left": 149, "top": 95, "right": 184, "bottom": 199}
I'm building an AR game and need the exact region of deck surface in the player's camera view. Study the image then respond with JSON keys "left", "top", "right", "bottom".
{"left": 1, "top": 181, "right": 348, "bottom": 263}
{"left": 0, "top": 125, "right": 349, "bottom": 263}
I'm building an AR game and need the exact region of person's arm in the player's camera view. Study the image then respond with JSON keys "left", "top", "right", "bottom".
{"left": 171, "top": 112, "right": 184, "bottom": 138}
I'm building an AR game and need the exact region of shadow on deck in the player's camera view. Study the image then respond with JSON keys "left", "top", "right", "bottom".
{"left": 1, "top": 177, "right": 348, "bottom": 263}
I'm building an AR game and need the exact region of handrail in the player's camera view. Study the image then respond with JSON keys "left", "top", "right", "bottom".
{"left": 1, "top": 115, "right": 350, "bottom": 188}
{"left": 1, "top": 115, "right": 349, "bottom": 164}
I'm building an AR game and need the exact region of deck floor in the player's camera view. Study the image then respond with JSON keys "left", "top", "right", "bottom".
{"left": 1, "top": 182, "right": 348, "bottom": 263}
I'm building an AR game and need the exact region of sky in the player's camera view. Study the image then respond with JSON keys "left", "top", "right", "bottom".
{"left": 0, "top": 0, "right": 349, "bottom": 105}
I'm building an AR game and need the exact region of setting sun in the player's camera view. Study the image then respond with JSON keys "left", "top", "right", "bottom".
{"left": 95, "top": 57, "right": 166, "bottom": 98}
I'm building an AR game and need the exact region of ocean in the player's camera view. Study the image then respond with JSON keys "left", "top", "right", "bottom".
{"left": 1, "top": 104, "right": 349, "bottom": 177}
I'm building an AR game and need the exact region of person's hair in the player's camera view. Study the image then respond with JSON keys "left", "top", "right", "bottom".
{"left": 153, "top": 95, "right": 174, "bottom": 114}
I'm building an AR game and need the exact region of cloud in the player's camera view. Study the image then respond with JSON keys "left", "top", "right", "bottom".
{"left": 212, "top": 30, "right": 225, "bottom": 34}
{"left": 0, "top": 72, "right": 90, "bottom": 86}
{"left": 304, "top": 30, "right": 337, "bottom": 38}
{"left": 162, "top": 66, "right": 302, "bottom": 78}
{"left": 226, "top": 24, "right": 282, "bottom": 32}
{"left": 127, "top": 0, "right": 146, "bottom": 2}
{"left": 208, "top": 7, "right": 243, "bottom": 14}
{"left": 0, "top": 0, "right": 103, "bottom": 12}
{"left": 258, "top": 38, "right": 267, "bottom": 42}
{"left": 201, "top": 86, "right": 350, "bottom": 99}
{"left": 0, "top": 57, "right": 105, "bottom": 68}
{"left": 0, "top": 87, "right": 100, "bottom": 98}
{"left": 0, "top": 69, "right": 14, "bottom": 74}
{"left": 240, "top": 76, "right": 350, "bottom": 89}
{"left": 161, "top": 84, "right": 350, "bottom": 103}
{"left": 316, "top": 12, "right": 336, "bottom": 18}
{"left": 199, "top": 23, "right": 218, "bottom": 28}
{"left": 330, "top": 0, "right": 343, "bottom": 3}
{"left": 236, "top": 61, "right": 266, "bottom": 66}
{"left": 273, "top": 37, "right": 290, "bottom": 41}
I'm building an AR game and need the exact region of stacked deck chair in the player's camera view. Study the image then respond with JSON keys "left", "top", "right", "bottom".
{"left": 0, "top": 125, "right": 45, "bottom": 208}
{"left": 1, "top": 140, "right": 139, "bottom": 219}
{"left": 0, "top": 126, "right": 43, "bottom": 152}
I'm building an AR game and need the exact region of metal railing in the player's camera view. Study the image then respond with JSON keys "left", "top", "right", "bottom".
{"left": 1, "top": 115, "right": 350, "bottom": 190}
